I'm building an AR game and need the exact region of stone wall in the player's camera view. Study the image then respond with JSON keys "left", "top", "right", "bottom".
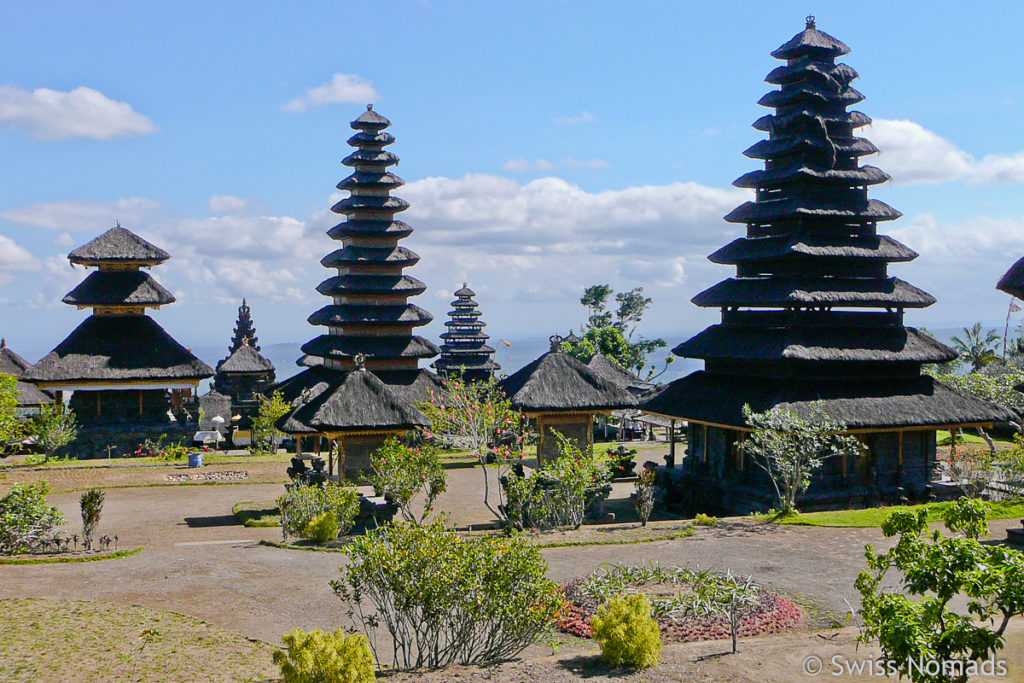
{"left": 59, "top": 422, "right": 194, "bottom": 459}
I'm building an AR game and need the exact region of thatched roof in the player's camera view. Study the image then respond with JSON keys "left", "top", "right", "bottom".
{"left": 275, "top": 366, "right": 429, "bottom": 434}
{"left": 68, "top": 226, "right": 170, "bottom": 265}
{"left": 643, "top": 371, "right": 1016, "bottom": 430}
{"left": 301, "top": 334, "right": 439, "bottom": 361}
{"left": 62, "top": 271, "right": 176, "bottom": 307}
{"left": 675, "top": 325, "right": 957, "bottom": 364}
{"left": 692, "top": 277, "right": 936, "bottom": 309}
{"left": 499, "top": 348, "right": 637, "bottom": 412}
{"left": 217, "top": 343, "right": 275, "bottom": 374}
{"left": 0, "top": 341, "right": 52, "bottom": 406}
{"left": 710, "top": 234, "right": 916, "bottom": 264}
{"left": 770, "top": 17, "right": 850, "bottom": 60}
{"left": 434, "top": 282, "right": 499, "bottom": 378}
{"left": 23, "top": 315, "right": 213, "bottom": 383}
{"left": 997, "top": 256, "right": 1024, "bottom": 299}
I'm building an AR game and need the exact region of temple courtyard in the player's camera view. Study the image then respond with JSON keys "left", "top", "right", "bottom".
{"left": 2, "top": 451, "right": 1023, "bottom": 681}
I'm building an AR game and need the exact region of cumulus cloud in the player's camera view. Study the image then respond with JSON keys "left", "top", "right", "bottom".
{"left": 503, "top": 157, "right": 610, "bottom": 171}
{"left": 869, "top": 119, "right": 1024, "bottom": 185}
{"left": 0, "top": 197, "right": 162, "bottom": 232}
{"left": 0, "top": 235, "right": 38, "bottom": 272}
{"left": 0, "top": 84, "right": 157, "bottom": 140}
{"left": 283, "top": 73, "right": 379, "bottom": 112}
{"left": 553, "top": 111, "right": 596, "bottom": 125}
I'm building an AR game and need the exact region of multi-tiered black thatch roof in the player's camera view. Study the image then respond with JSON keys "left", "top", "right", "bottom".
{"left": 0, "top": 339, "right": 52, "bottom": 408}
{"left": 229, "top": 299, "right": 261, "bottom": 354}
{"left": 645, "top": 18, "right": 1012, "bottom": 429}
{"left": 24, "top": 226, "right": 213, "bottom": 388}
{"left": 277, "top": 106, "right": 439, "bottom": 435}
{"left": 432, "top": 283, "right": 499, "bottom": 382}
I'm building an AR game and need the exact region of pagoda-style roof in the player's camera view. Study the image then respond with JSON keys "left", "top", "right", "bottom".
{"left": 499, "top": 341, "right": 637, "bottom": 413}
{"left": 644, "top": 371, "right": 1015, "bottom": 431}
{"left": 0, "top": 340, "right": 53, "bottom": 407}
{"left": 228, "top": 299, "right": 261, "bottom": 353}
{"left": 275, "top": 366, "right": 429, "bottom": 434}
{"left": 997, "top": 257, "right": 1024, "bottom": 299}
{"left": 301, "top": 334, "right": 439, "bottom": 361}
{"left": 23, "top": 315, "right": 213, "bottom": 384}
{"left": 62, "top": 270, "right": 175, "bottom": 307}
{"left": 218, "top": 343, "right": 275, "bottom": 374}
{"left": 643, "top": 19, "right": 987, "bottom": 432}
{"left": 68, "top": 226, "right": 170, "bottom": 266}
{"left": 432, "top": 282, "right": 501, "bottom": 380}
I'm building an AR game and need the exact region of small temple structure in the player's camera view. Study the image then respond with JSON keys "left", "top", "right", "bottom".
{"left": 276, "top": 105, "right": 443, "bottom": 475}
{"left": 499, "top": 335, "right": 637, "bottom": 463}
{"left": 431, "top": 283, "right": 500, "bottom": 382}
{"left": 644, "top": 19, "right": 1013, "bottom": 510}
{"left": 211, "top": 300, "right": 276, "bottom": 425}
{"left": 0, "top": 339, "right": 52, "bottom": 417}
{"left": 23, "top": 226, "right": 213, "bottom": 456}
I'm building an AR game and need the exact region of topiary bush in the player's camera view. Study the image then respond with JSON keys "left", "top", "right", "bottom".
{"left": 332, "top": 520, "right": 562, "bottom": 669}
{"left": 277, "top": 483, "right": 359, "bottom": 543}
{"left": 274, "top": 628, "right": 375, "bottom": 683}
{"left": 590, "top": 593, "right": 662, "bottom": 669}
{"left": 304, "top": 510, "right": 339, "bottom": 544}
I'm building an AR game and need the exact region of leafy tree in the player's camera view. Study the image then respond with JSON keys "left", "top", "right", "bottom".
{"left": 369, "top": 435, "right": 447, "bottom": 524}
{"left": 929, "top": 367, "right": 1024, "bottom": 448}
{"left": 951, "top": 322, "right": 1000, "bottom": 371}
{"left": 857, "top": 498, "right": 1022, "bottom": 683}
{"left": 419, "top": 375, "right": 529, "bottom": 523}
{"left": 0, "top": 373, "right": 24, "bottom": 456}
{"left": 251, "top": 390, "right": 289, "bottom": 454}
{"left": 565, "top": 284, "right": 667, "bottom": 378}
{"left": 28, "top": 404, "right": 78, "bottom": 462}
{"left": 741, "top": 403, "right": 861, "bottom": 515}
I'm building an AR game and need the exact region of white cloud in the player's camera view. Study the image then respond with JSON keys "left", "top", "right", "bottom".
{"left": 208, "top": 194, "right": 253, "bottom": 215}
{"left": 52, "top": 232, "right": 74, "bottom": 247}
{"left": 283, "top": 73, "right": 379, "bottom": 112}
{"left": 553, "top": 110, "right": 596, "bottom": 125}
{"left": 0, "top": 85, "right": 157, "bottom": 140}
{"left": 869, "top": 118, "right": 1024, "bottom": 185}
{"left": 503, "top": 157, "right": 609, "bottom": 171}
{"left": 0, "top": 235, "right": 38, "bottom": 272}
{"left": 0, "top": 197, "right": 162, "bottom": 231}
{"left": 565, "top": 157, "right": 611, "bottom": 169}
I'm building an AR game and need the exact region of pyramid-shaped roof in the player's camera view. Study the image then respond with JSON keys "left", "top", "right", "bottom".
{"left": 68, "top": 226, "right": 170, "bottom": 265}
{"left": 500, "top": 344, "right": 637, "bottom": 412}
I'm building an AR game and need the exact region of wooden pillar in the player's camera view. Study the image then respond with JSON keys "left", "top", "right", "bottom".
{"left": 138, "top": 390, "right": 143, "bottom": 416}
{"left": 703, "top": 424, "right": 709, "bottom": 465}
{"left": 536, "top": 415, "right": 546, "bottom": 467}
{"left": 896, "top": 430, "right": 904, "bottom": 487}
{"left": 669, "top": 419, "right": 676, "bottom": 463}
{"left": 96, "top": 391, "right": 101, "bottom": 418}
{"left": 587, "top": 413, "right": 594, "bottom": 450}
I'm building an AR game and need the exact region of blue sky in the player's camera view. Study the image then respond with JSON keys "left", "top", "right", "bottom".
{"left": 4, "top": 1, "right": 1024, "bottom": 365}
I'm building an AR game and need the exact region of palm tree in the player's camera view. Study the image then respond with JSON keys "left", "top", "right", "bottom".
{"left": 951, "top": 323, "right": 1000, "bottom": 371}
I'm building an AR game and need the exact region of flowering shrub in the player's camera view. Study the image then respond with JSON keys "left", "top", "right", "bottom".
{"left": 590, "top": 593, "right": 662, "bottom": 668}
{"left": 634, "top": 466, "right": 656, "bottom": 526}
{"left": 369, "top": 435, "right": 446, "bottom": 524}
{"left": 331, "top": 521, "right": 562, "bottom": 669}
{"left": 556, "top": 563, "right": 801, "bottom": 645}
{"left": 134, "top": 435, "right": 188, "bottom": 461}
{"left": 277, "top": 483, "right": 359, "bottom": 543}
{"left": 502, "top": 431, "right": 611, "bottom": 530}
{"left": 0, "top": 480, "right": 67, "bottom": 555}
{"left": 274, "top": 628, "right": 375, "bottom": 683}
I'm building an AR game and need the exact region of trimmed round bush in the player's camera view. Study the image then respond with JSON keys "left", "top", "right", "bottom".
{"left": 274, "top": 628, "right": 375, "bottom": 683}
{"left": 590, "top": 593, "right": 662, "bottom": 669}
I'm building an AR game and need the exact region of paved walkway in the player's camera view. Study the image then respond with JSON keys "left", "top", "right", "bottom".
{"left": 1, "top": 466, "right": 1020, "bottom": 647}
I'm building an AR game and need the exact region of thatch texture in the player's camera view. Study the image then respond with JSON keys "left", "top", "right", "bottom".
{"left": 643, "top": 371, "right": 1016, "bottom": 430}
{"left": 997, "top": 256, "right": 1024, "bottom": 299}
{"left": 217, "top": 344, "right": 275, "bottom": 374}
{"left": 499, "top": 349, "right": 637, "bottom": 412}
{"left": 62, "top": 270, "right": 175, "bottom": 307}
{"left": 23, "top": 315, "right": 213, "bottom": 383}
{"left": 68, "top": 226, "right": 170, "bottom": 264}
{"left": 1, "top": 341, "right": 53, "bottom": 406}
{"left": 692, "top": 277, "right": 936, "bottom": 308}
{"left": 433, "top": 282, "right": 500, "bottom": 380}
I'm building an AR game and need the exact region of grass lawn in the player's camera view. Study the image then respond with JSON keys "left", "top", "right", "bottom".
{"left": 936, "top": 428, "right": 1014, "bottom": 446}
{"left": 233, "top": 501, "right": 280, "bottom": 527}
{"left": 768, "top": 498, "right": 1024, "bottom": 527}
{"left": 0, "top": 598, "right": 276, "bottom": 682}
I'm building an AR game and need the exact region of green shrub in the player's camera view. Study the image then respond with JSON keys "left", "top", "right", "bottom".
{"left": 332, "top": 521, "right": 562, "bottom": 669}
{"left": 79, "top": 488, "right": 105, "bottom": 550}
{"left": 274, "top": 628, "right": 375, "bottom": 683}
{"left": 694, "top": 513, "right": 717, "bottom": 527}
{"left": 304, "top": 510, "right": 339, "bottom": 544}
{"left": 0, "top": 480, "right": 66, "bottom": 555}
{"left": 370, "top": 436, "right": 446, "bottom": 524}
{"left": 277, "top": 483, "right": 359, "bottom": 543}
{"left": 590, "top": 593, "right": 662, "bottom": 669}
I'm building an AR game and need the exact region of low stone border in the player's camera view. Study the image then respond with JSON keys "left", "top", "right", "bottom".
{"left": 165, "top": 470, "right": 249, "bottom": 483}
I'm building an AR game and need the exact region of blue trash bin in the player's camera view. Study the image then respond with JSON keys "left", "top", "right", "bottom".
{"left": 187, "top": 452, "right": 203, "bottom": 468}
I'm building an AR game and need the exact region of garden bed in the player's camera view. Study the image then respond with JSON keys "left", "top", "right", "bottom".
{"left": 0, "top": 547, "right": 143, "bottom": 565}
{"left": 555, "top": 564, "right": 802, "bottom": 643}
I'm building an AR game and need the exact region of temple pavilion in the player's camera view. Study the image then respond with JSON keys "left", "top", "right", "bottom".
{"left": 212, "top": 300, "right": 276, "bottom": 424}
{"left": 644, "top": 19, "right": 1013, "bottom": 510}
{"left": 276, "top": 105, "right": 443, "bottom": 476}
{"left": 23, "top": 226, "right": 213, "bottom": 456}
{"left": 0, "top": 339, "right": 53, "bottom": 417}
{"left": 431, "top": 283, "right": 500, "bottom": 382}
{"left": 499, "top": 335, "right": 637, "bottom": 464}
